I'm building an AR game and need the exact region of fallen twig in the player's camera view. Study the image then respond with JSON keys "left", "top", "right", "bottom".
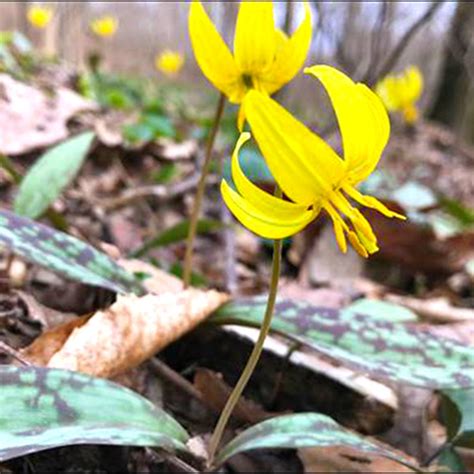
{"left": 0, "top": 341, "right": 31, "bottom": 366}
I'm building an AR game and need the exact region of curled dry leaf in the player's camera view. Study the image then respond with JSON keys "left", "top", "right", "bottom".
{"left": 46, "top": 290, "right": 228, "bottom": 378}
{"left": 22, "top": 316, "right": 89, "bottom": 367}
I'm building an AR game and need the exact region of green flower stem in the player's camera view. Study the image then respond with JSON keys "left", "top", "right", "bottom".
{"left": 208, "top": 236, "right": 283, "bottom": 464}
{"left": 183, "top": 92, "right": 226, "bottom": 288}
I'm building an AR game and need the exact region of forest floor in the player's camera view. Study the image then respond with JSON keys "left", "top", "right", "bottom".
{"left": 1, "top": 57, "right": 474, "bottom": 473}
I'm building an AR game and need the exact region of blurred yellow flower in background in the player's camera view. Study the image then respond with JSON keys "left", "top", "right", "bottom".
{"left": 156, "top": 50, "right": 184, "bottom": 76}
{"left": 27, "top": 4, "right": 53, "bottom": 29}
{"left": 90, "top": 16, "right": 118, "bottom": 38}
{"left": 221, "top": 66, "right": 405, "bottom": 258}
{"left": 376, "top": 66, "right": 423, "bottom": 124}
{"left": 189, "top": 1, "right": 312, "bottom": 106}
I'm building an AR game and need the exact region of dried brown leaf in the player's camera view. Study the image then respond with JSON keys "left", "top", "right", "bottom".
{"left": 22, "top": 315, "right": 89, "bottom": 366}
{"left": 47, "top": 290, "right": 228, "bottom": 378}
{"left": 0, "top": 74, "right": 96, "bottom": 155}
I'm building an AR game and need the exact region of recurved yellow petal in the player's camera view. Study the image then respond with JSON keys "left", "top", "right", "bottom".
{"left": 244, "top": 90, "right": 344, "bottom": 206}
{"left": 231, "top": 133, "right": 312, "bottom": 220}
{"left": 306, "top": 65, "right": 390, "bottom": 184}
{"left": 351, "top": 83, "right": 390, "bottom": 182}
{"left": 234, "top": 1, "right": 276, "bottom": 75}
{"left": 189, "top": 1, "right": 245, "bottom": 103}
{"left": 221, "top": 180, "right": 315, "bottom": 239}
{"left": 258, "top": 2, "right": 313, "bottom": 95}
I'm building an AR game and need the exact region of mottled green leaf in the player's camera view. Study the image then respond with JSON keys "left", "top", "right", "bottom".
{"left": 211, "top": 297, "right": 474, "bottom": 389}
{"left": 0, "top": 209, "right": 143, "bottom": 294}
{"left": 442, "top": 389, "right": 474, "bottom": 448}
{"left": 14, "top": 132, "right": 94, "bottom": 219}
{"left": 216, "top": 413, "right": 416, "bottom": 469}
{"left": 345, "top": 299, "right": 418, "bottom": 323}
{"left": 0, "top": 366, "right": 189, "bottom": 461}
{"left": 132, "top": 219, "right": 224, "bottom": 258}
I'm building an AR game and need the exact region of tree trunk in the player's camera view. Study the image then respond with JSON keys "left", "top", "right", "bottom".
{"left": 429, "top": 2, "right": 474, "bottom": 136}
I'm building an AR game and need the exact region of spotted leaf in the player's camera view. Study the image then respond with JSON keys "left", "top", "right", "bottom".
{"left": 0, "top": 209, "right": 143, "bottom": 294}
{"left": 0, "top": 366, "right": 189, "bottom": 461}
{"left": 216, "top": 413, "right": 416, "bottom": 468}
{"left": 211, "top": 297, "right": 474, "bottom": 388}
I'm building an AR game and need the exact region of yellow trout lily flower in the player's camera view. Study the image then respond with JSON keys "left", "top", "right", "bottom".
{"left": 376, "top": 66, "right": 423, "bottom": 124}
{"left": 189, "top": 1, "right": 312, "bottom": 105}
{"left": 221, "top": 65, "right": 405, "bottom": 258}
{"left": 156, "top": 50, "right": 185, "bottom": 76}
{"left": 90, "top": 16, "right": 118, "bottom": 38}
{"left": 27, "top": 4, "right": 53, "bottom": 29}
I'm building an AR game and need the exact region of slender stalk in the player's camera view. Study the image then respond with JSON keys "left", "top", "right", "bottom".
{"left": 183, "top": 93, "right": 226, "bottom": 287}
{"left": 208, "top": 236, "right": 283, "bottom": 464}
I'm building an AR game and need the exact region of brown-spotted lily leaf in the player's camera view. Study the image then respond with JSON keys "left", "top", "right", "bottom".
{"left": 14, "top": 132, "right": 94, "bottom": 219}
{"left": 0, "top": 366, "right": 189, "bottom": 461}
{"left": 211, "top": 297, "right": 474, "bottom": 389}
{"left": 0, "top": 209, "right": 143, "bottom": 294}
{"left": 215, "top": 413, "right": 417, "bottom": 469}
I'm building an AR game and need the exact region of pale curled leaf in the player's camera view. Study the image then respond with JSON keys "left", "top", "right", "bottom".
{"left": 22, "top": 316, "right": 89, "bottom": 367}
{"left": 0, "top": 365, "right": 189, "bottom": 462}
{"left": 47, "top": 290, "right": 229, "bottom": 378}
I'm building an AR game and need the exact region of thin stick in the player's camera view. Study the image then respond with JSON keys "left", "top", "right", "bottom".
{"left": 183, "top": 93, "right": 226, "bottom": 288}
{"left": 0, "top": 341, "right": 31, "bottom": 366}
{"left": 148, "top": 358, "right": 205, "bottom": 404}
{"left": 207, "top": 236, "right": 283, "bottom": 465}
